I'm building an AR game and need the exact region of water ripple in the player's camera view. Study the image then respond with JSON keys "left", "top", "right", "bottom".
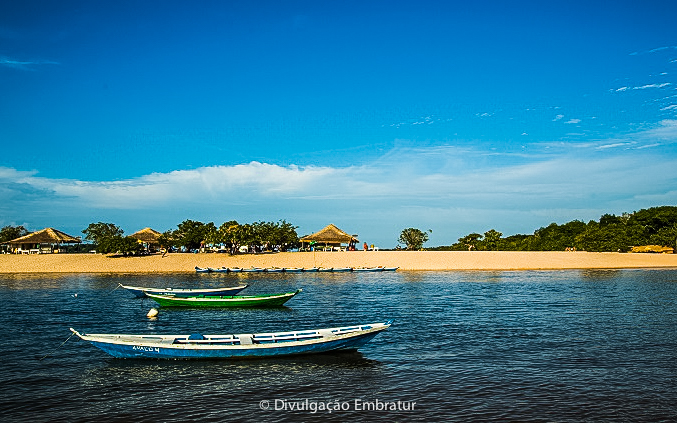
{"left": 1, "top": 269, "right": 676, "bottom": 421}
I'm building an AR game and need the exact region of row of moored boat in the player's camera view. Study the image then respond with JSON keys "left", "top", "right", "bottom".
{"left": 195, "top": 266, "right": 398, "bottom": 273}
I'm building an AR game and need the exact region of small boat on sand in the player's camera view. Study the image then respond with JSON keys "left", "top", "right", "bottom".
{"left": 69, "top": 321, "right": 392, "bottom": 359}
{"left": 265, "top": 267, "right": 284, "bottom": 273}
{"left": 331, "top": 267, "right": 352, "bottom": 272}
{"left": 120, "top": 284, "right": 249, "bottom": 298}
{"left": 227, "top": 267, "right": 243, "bottom": 273}
{"left": 283, "top": 267, "right": 304, "bottom": 273}
{"left": 352, "top": 267, "right": 385, "bottom": 272}
{"left": 146, "top": 289, "right": 302, "bottom": 307}
{"left": 195, "top": 266, "right": 210, "bottom": 273}
{"left": 242, "top": 267, "right": 265, "bottom": 273}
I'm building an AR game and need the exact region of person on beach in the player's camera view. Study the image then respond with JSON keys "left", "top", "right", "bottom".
{"left": 363, "top": 242, "right": 368, "bottom": 251}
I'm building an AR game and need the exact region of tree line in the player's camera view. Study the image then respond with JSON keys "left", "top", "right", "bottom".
{"left": 0, "top": 219, "right": 300, "bottom": 256}
{"left": 3, "top": 205, "right": 677, "bottom": 254}
{"left": 79, "top": 219, "right": 300, "bottom": 255}
{"left": 428, "top": 206, "right": 677, "bottom": 252}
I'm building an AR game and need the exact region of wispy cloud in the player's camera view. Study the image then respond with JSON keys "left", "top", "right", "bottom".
{"left": 385, "top": 115, "right": 453, "bottom": 128}
{"left": 630, "top": 46, "right": 677, "bottom": 56}
{"left": 615, "top": 83, "right": 671, "bottom": 92}
{"left": 0, "top": 56, "right": 59, "bottom": 70}
{"left": 3, "top": 121, "right": 677, "bottom": 244}
{"left": 565, "top": 119, "right": 581, "bottom": 124}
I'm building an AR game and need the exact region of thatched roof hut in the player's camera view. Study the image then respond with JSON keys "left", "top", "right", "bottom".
{"left": 5, "top": 228, "right": 81, "bottom": 245}
{"left": 300, "top": 224, "right": 358, "bottom": 250}
{"left": 129, "top": 227, "right": 162, "bottom": 244}
{"left": 3, "top": 228, "right": 81, "bottom": 253}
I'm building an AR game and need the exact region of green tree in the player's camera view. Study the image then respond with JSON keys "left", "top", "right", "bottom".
{"left": 576, "top": 221, "right": 633, "bottom": 252}
{"left": 0, "top": 225, "right": 29, "bottom": 243}
{"left": 398, "top": 228, "right": 430, "bottom": 250}
{"left": 82, "top": 222, "right": 124, "bottom": 245}
{"left": 97, "top": 235, "right": 144, "bottom": 256}
{"left": 482, "top": 229, "right": 503, "bottom": 251}
{"left": 173, "top": 220, "right": 216, "bottom": 251}
{"left": 650, "top": 224, "right": 677, "bottom": 249}
{"left": 501, "top": 234, "right": 531, "bottom": 251}
{"left": 274, "top": 220, "right": 300, "bottom": 250}
{"left": 458, "top": 233, "right": 482, "bottom": 251}
{"left": 531, "top": 220, "right": 587, "bottom": 251}
{"left": 158, "top": 230, "right": 176, "bottom": 250}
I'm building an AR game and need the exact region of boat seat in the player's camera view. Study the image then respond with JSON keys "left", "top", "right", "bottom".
{"left": 319, "top": 329, "right": 335, "bottom": 338}
{"left": 238, "top": 335, "right": 254, "bottom": 345}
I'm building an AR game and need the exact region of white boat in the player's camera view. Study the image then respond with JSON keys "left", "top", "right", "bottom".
{"left": 242, "top": 267, "right": 265, "bottom": 273}
{"left": 120, "top": 284, "right": 249, "bottom": 298}
{"left": 352, "top": 267, "right": 385, "bottom": 272}
{"left": 69, "top": 321, "right": 392, "bottom": 359}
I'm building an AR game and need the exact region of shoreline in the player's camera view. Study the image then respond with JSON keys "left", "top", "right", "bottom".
{"left": 1, "top": 251, "right": 677, "bottom": 273}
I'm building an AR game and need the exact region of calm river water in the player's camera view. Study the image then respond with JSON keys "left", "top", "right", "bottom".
{"left": 1, "top": 269, "right": 676, "bottom": 422}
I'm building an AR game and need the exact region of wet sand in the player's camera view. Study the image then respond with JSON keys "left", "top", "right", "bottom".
{"left": 1, "top": 251, "right": 676, "bottom": 273}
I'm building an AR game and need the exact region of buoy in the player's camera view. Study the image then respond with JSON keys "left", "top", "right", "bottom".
{"left": 147, "top": 308, "right": 159, "bottom": 318}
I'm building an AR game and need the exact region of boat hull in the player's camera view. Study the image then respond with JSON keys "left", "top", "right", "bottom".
{"left": 146, "top": 290, "right": 301, "bottom": 307}
{"left": 71, "top": 322, "right": 391, "bottom": 359}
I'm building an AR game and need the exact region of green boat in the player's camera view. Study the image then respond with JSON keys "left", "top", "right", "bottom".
{"left": 145, "top": 289, "right": 302, "bottom": 307}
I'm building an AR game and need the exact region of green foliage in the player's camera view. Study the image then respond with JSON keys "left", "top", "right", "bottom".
{"left": 97, "top": 235, "right": 144, "bottom": 256}
{"left": 158, "top": 231, "right": 174, "bottom": 249}
{"left": 166, "top": 220, "right": 217, "bottom": 251}
{"left": 163, "top": 219, "right": 299, "bottom": 252}
{"left": 458, "top": 233, "right": 482, "bottom": 250}
{"left": 398, "top": 228, "right": 430, "bottom": 250}
{"left": 449, "top": 206, "right": 677, "bottom": 252}
{"left": 82, "top": 222, "right": 124, "bottom": 244}
{"left": 482, "top": 229, "right": 503, "bottom": 251}
{"left": 0, "top": 225, "right": 29, "bottom": 243}
{"left": 82, "top": 222, "right": 144, "bottom": 256}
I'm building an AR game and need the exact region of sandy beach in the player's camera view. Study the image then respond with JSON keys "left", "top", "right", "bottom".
{"left": 1, "top": 251, "right": 676, "bottom": 273}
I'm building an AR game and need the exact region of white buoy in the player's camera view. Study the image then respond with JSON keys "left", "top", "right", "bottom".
{"left": 147, "top": 308, "right": 159, "bottom": 318}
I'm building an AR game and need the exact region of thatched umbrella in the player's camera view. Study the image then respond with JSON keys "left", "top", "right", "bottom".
{"left": 4, "top": 228, "right": 81, "bottom": 253}
{"left": 299, "top": 224, "right": 358, "bottom": 251}
{"left": 129, "top": 228, "right": 162, "bottom": 244}
{"left": 129, "top": 227, "right": 162, "bottom": 251}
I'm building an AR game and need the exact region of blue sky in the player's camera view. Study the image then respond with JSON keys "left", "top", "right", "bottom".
{"left": 1, "top": 0, "right": 677, "bottom": 247}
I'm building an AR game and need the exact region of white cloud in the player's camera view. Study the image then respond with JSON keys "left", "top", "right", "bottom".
{"left": 614, "top": 83, "right": 671, "bottom": 92}
{"left": 3, "top": 120, "right": 677, "bottom": 245}
{"left": 634, "top": 83, "right": 671, "bottom": 90}
{"left": 0, "top": 56, "right": 59, "bottom": 70}
{"left": 565, "top": 119, "right": 581, "bottom": 124}
{"left": 630, "top": 46, "right": 677, "bottom": 55}
{"left": 553, "top": 114, "right": 564, "bottom": 121}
